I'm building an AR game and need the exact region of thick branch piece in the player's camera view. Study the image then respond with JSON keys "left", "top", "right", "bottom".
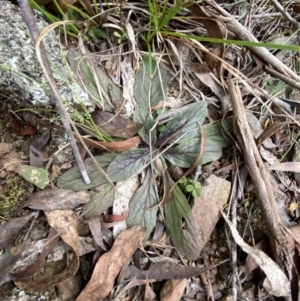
{"left": 228, "top": 80, "right": 293, "bottom": 294}
{"left": 17, "top": 0, "right": 91, "bottom": 184}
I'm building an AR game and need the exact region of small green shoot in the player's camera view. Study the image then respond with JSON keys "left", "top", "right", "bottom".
{"left": 179, "top": 176, "right": 201, "bottom": 198}
{"left": 114, "top": 30, "right": 129, "bottom": 44}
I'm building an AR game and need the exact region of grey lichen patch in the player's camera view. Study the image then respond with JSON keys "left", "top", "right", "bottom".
{"left": 0, "top": 0, "right": 92, "bottom": 109}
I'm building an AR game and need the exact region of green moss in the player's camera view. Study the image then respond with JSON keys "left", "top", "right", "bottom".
{"left": 0, "top": 176, "right": 27, "bottom": 219}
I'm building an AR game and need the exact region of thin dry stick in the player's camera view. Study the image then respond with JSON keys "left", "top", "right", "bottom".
{"left": 270, "top": 0, "right": 300, "bottom": 30}
{"left": 228, "top": 79, "right": 293, "bottom": 285}
{"left": 264, "top": 65, "right": 300, "bottom": 91}
{"left": 230, "top": 167, "right": 238, "bottom": 301}
{"left": 17, "top": 0, "right": 91, "bottom": 184}
{"left": 204, "top": 0, "right": 300, "bottom": 81}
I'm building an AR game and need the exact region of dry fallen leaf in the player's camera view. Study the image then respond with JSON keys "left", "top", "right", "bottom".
{"left": 14, "top": 210, "right": 80, "bottom": 293}
{"left": 23, "top": 189, "right": 90, "bottom": 210}
{"left": 160, "top": 279, "right": 187, "bottom": 301}
{"left": 0, "top": 244, "right": 25, "bottom": 280}
{"left": 123, "top": 263, "right": 209, "bottom": 281}
{"left": 76, "top": 226, "right": 146, "bottom": 301}
{"left": 193, "top": 174, "right": 231, "bottom": 251}
{"left": 0, "top": 213, "right": 36, "bottom": 248}
{"left": 222, "top": 212, "right": 291, "bottom": 297}
{"left": 12, "top": 228, "right": 59, "bottom": 279}
{"left": 74, "top": 133, "right": 141, "bottom": 152}
{"left": 92, "top": 110, "right": 143, "bottom": 138}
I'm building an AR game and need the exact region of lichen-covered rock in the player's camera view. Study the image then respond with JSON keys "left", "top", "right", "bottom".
{"left": 0, "top": 0, "right": 91, "bottom": 108}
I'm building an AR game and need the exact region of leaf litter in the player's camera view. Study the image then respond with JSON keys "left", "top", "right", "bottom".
{"left": 1, "top": 0, "right": 300, "bottom": 300}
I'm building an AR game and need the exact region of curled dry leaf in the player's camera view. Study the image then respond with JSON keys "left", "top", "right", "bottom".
{"left": 14, "top": 210, "right": 80, "bottom": 293}
{"left": 0, "top": 213, "right": 35, "bottom": 247}
{"left": 194, "top": 63, "right": 231, "bottom": 112}
{"left": 0, "top": 244, "right": 25, "bottom": 280}
{"left": 12, "top": 228, "right": 59, "bottom": 279}
{"left": 92, "top": 110, "right": 143, "bottom": 138}
{"left": 74, "top": 133, "right": 141, "bottom": 152}
{"left": 222, "top": 212, "right": 290, "bottom": 297}
{"left": 23, "top": 189, "right": 90, "bottom": 210}
{"left": 76, "top": 226, "right": 146, "bottom": 301}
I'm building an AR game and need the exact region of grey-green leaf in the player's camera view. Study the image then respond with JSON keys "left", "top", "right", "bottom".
{"left": 163, "top": 118, "right": 233, "bottom": 167}
{"left": 134, "top": 56, "right": 168, "bottom": 110}
{"left": 56, "top": 154, "right": 117, "bottom": 192}
{"left": 133, "top": 108, "right": 157, "bottom": 145}
{"left": 157, "top": 101, "right": 207, "bottom": 145}
{"left": 68, "top": 48, "right": 121, "bottom": 111}
{"left": 163, "top": 137, "right": 201, "bottom": 168}
{"left": 107, "top": 148, "right": 148, "bottom": 182}
{"left": 83, "top": 183, "right": 115, "bottom": 219}
{"left": 164, "top": 172, "right": 201, "bottom": 260}
{"left": 127, "top": 168, "right": 158, "bottom": 239}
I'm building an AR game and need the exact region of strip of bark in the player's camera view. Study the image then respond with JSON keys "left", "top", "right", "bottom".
{"left": 227, "top": 80, "right": 293, "bottom": 286}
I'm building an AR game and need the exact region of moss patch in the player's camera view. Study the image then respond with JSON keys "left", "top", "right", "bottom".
{"left": 0, "top": 176, "right": 28, "bottom": 219}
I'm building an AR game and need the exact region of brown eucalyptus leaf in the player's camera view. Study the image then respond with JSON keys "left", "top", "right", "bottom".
{"left": 0, "top": 213, "right": 36, "bottom": 247}
{"left": 160, "top": 279, "right": 187, "bottom": 301}
{"left": 76, "top": 226, "right": 146, "bottom": 301}
{"left": 188, "top": 3, "right": 224, "bottom": 74}
{"left": 123, "top": 263, "right": 209, "bottom": 281}
{"left": 0, "top": 244, "right": 25, "bottom": 280}
{"left": 194, "top": 62, "right": 231, "bottom": 112}
{"left": 74, "top": 133, "right": 141, "bottom": 152}
{"left": 193, "top": 174, "right": 231, "bottom": 250}
{"left": 14, "top": 210, "right": 80, "bottom": 293}
{"left": 92, "top": 110, "right": 143, "bottom": 138}
{"left": 12, "top": 228, "right": 59, "bottom": 279}
{"left": 31, "top": 130, "right": 51, "bottom": 151}
{"left": 87, "top": 217, "right": 107, "bottom": 250}
{"left": 23, "top": 189, "right": 90, "bottom": 210}
{"left": 29, "top": 145, "right": 44, "bottom": 168}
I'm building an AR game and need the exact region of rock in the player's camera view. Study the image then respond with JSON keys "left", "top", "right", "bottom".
{"left": 0, "top": 0, "right": 91, "bottom": 108}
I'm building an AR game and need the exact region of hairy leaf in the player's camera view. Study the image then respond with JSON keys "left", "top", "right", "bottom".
{"left": 157, "top": 102, "right": 207, "bottom": 145}
{"left": 83, "top": 184, "right": 115, "bottom": 219}
{"left": 68, "top": 48, "right": 121, "bottom": 111}
{"left": 134, "top": 57, "right": 168, "bottom": 110}
{"left": 133, "top": 108, "right": 157, "bottom": 145}
{"left": 201, "top": 117, "right": 233, "bottom": 145}
{"left": 57, "top": 154, "right": 117, "bottom": 191}
{"left": 163, "top": 137, "right": 201, "bottom": 168}
{"left": 164, "top": 173, "right": 201, "bottom": 260}
{"left": 163, "top": 119, "right": 232, "bottom": 167}
{"left": 127, "top": 168, "right": 158, "bottom": 239}
{"left": 107, "top": 148, "right": 149, "bottom": 182}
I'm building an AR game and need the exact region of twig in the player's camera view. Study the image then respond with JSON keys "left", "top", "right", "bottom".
{"left": 17, "top": 0, "right": 91, "bottom": 184}
{"left": 228, "top": 79, "right": 293, "bottom": 290}
{"left": 264, "top": 65, "right": 300, "bottom": 91}
{"left": 203, "top": 0, "right": 300, "bottom": 81}
{"left": 270, "top": 0, "right": 300, "bottom": 30}
{"left": 230, "top": 165, "right": 238, "bottom": 301}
